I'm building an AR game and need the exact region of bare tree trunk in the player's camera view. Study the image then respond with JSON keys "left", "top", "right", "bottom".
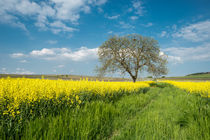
{"left": 132, "top": 76, "right": 137, "bottom": 83}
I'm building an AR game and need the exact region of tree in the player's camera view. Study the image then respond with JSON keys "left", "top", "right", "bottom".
{"left": 96, "top": 34, "right": 168, "bottom": 82}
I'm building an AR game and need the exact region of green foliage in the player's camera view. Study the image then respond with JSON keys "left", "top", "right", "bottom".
{"left": 149, "top": 82, "right": 173, "bottom": 88}
{"left": 96, "top": 34, "right": 168, "bottom": 82}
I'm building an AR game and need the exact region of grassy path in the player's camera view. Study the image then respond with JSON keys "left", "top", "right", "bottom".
{"left": 13, "top": 85, "right": 210, "bottom": 140}
{"left": 108, "top": 87, "right": 161, "bottom": 139}
{"left": 111, "top": 86, "right": 210, "bottom": 140}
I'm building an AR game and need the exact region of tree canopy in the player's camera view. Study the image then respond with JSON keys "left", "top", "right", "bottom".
{"left": 96, "top": 34, "right": 168, "bottom": 82}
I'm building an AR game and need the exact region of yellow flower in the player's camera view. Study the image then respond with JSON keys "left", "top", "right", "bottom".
{"left": 0, "top": 77, "right": 151, "bottom": 117}
{"left": 163, "top": 80, "right": 210, "bottom": 98}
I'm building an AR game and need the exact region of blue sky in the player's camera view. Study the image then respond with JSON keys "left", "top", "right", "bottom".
{"left": 0, "top": 0, "right": 210, "bottom": 77}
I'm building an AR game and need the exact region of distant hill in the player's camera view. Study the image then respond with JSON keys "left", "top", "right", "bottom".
{"left": 184, "top": 72, "right": 210, "bottom": 79}
{"left": 160, "top": 72, "right": 210, "bottom": 81}
{"left": 186, "top": 72, "right": 210, "bottom": 76}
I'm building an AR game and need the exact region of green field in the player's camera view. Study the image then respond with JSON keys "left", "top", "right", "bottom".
{"left": 163, "top": 73, "right": 210, "bottom": 81}
{"left": 2, "top": 73, "right": 210, "bottom": 82}
{"left": 1, "top": 83, "right": 209, "bottom": 140}
{"left": 185, "top": 73, "right": 210, "bottom": 79}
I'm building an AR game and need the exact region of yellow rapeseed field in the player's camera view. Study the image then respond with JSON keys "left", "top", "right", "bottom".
{"left": 0, "top": 77, "right": 151, "bottom": 117}
{"left": 163, "top": 80, "right": 210, "bottom": 98}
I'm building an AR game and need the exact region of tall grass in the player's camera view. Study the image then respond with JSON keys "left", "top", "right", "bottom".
{"left": 111, "top": 86, "right": 210, "bottom": 140}
{"left": 3, "top": 85, "right": 208, "bottom": 140}
{"left": 21, "top": 88, "right": 157, "bottom": 140}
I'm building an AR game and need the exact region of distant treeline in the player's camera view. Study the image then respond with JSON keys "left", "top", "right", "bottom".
{"left": 0, "top": 74, "right": 130, "bottom": 82}
{"left": 186, "top": 72, "right": 210, "bottom": 76}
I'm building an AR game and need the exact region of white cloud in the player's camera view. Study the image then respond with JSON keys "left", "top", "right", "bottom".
{"left": 93, "top": 0, "right": 107, "bottom": 6}
{"left": 119, "top": 21, "right": 135, "bottom": 29}
{"left": 0, "top": 0, "right": 107, "bottom": 34}
{"left": 144, "top": 22, "right": 153, "bottom": 27}
{"left": 0, "top": 0, "right": 42, "bottom": 32}
{"left": 132, "top": 0, "right": 144, "bottom": 16}
{"left": 14, "top": 68, "right": 34, "bottom": 74}
{"left": 11, "top": 47, "right": 98, "bottom": 61}
{"left": 108, "top": 31, "right": 113, "bottom": 34}
{"left": 97, "top": 7, "right": 103, "bottom": 13}
{"left": 167, "top": 56, "right": 183, "bottom": 64}
{"left": 130, "top": 16, "right": 138, "bottom": 20}
{"left": 47, "top": 40, "right": 58, "bottom": 45}
{"left": 1, "top": 68, "right": 6, "bottom": 71}
{"left": 0, "top": 68, "right": 8, "bottom": 74}
{"left": 0, "top": 67, "right": 34, "bottom": 74}
{"left": 163, "top": 43, "right": 210, "bottom": 64}
{"left": 19, "top": 60, "right": 28, "bottom": 63}
{"left": 10, "top": 53, "right": 26, "bottom": 58}
{"left": 173, "top": 20, "right": 210, "bottom": 42}
{"left": 51, "top": 0, "right": 84, "bottom": 22}
{"left": 107, "top": 15, "right": 120, "bottom": 20}
{"left": 0, "top": 8, "right": 29, "bottom": 33}
{"left": 50, "top": 21, "right": 77, "bottom": 34}
{"left": 139, "top": 22, "right": 153, "bottom": 28}
{"left": 61, "top": 47, "right": 98, "bottom": 61}
{"left": 30, "top": 48, "right": 55, "bottom": 56}
{"left": 160, "top": 31, "right": 167, "bottom": 37}
{"left": 15, "top": 0, "right": 41, "bottom": 15}
{"left": 159, "top": 51, "right": 182, "bottom": 64}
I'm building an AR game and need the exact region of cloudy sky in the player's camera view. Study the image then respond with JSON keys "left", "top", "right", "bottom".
{"left": 0, "top": 0, "right": 210, "bottom": 77}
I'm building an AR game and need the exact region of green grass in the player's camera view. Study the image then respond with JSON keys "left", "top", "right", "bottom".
{"left": 111, "top": 87, "right": 210, "bottom": 140}
{"left": 18, "top": 89, "right": 156, "bottom": 140}
{"left": 164, "top": 73, "right": 210, "bottom": 80}
{"left": 185, "top": 73, "right": 210, "bottom": 79}
{"left": 1, "top": 84, "right": 210, "bottom": 140}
